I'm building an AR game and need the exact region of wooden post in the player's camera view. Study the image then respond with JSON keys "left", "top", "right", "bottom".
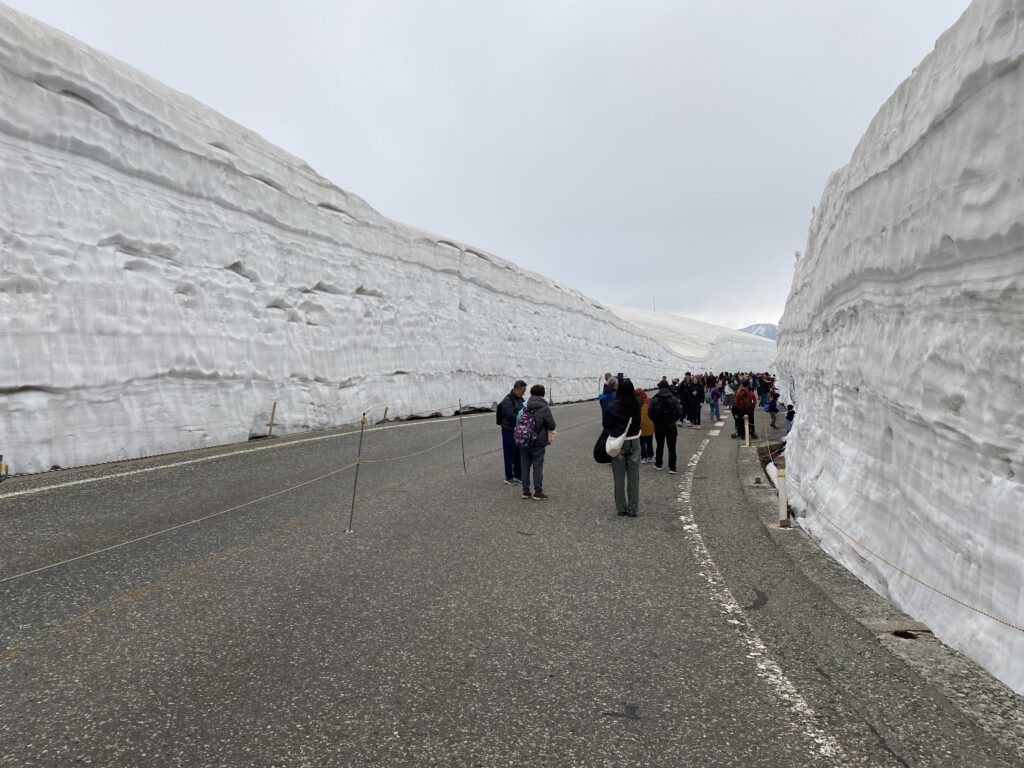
{"left": 346, "top": 413, "right": 368, "bottom": 533}
{"left": 267, "top": 401, "right": 278, "bottom": 438}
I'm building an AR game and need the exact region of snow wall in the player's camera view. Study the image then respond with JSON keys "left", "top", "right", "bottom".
{"left": 777, "top": 0, "right": 1024, "bottom": 694}
{"left": 0, "top": 6, "right": 775, "bottom": 474}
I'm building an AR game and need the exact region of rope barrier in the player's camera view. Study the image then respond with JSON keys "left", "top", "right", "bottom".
{"left": 361, "top": 431, "right": 463, "bottom": 464}
{"left": 785, "top": 480, "right": 1024, "bottom": 634}
{"left": 0, "top": 403, "right": 605, "bottom": 583}
{"left": 0, "top": 459, "right": 358, "bottom": 586}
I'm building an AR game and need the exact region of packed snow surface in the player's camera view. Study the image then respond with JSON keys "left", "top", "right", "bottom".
{"left": 609, "top": 307, "right": 775, "bottom": 372}
{"left": 777, "top": 0, "right": 1024, "bottom": 694}
{"left": 0, "top": 6, "right": 773, "bottom": 474}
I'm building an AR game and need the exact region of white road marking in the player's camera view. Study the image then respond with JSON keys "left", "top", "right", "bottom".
{"left": 677, "top": 438, "right": 849, "bottom": 764}
{"left": 0, "top": 410, "right": 497, "bottom": 501}
{"left": 708, "top": 430, "right": 721, "bottom": 436}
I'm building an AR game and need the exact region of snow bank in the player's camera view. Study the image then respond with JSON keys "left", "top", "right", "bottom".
{"left": 0, "top": 7, "right": 771, "bottom": 474}
{"left": 777, "top": 0, "right": 1024, "bottom": 693}
{"left": 608, "top": 306, "right": 775, "bottom": 372}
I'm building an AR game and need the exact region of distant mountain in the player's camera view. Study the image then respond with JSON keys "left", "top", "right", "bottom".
{"left": 739, "top": 323, "right": 778, "bottom": 341}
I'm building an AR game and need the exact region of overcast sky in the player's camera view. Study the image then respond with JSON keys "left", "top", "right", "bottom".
{"left": 12, "top": 0, "right": 971, "bottom": 329}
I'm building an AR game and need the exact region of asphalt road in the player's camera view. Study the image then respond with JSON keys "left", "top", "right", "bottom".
{"left": 1, "top": 400, "right": 1020, "bottom": 767}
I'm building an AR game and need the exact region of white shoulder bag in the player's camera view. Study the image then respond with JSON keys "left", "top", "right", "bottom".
{"left": 605, "top": 418, "right": 632, "bottom": 458}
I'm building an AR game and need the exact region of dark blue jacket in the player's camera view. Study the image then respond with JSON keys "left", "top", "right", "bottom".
{"left": 498, "top": 390, "right": 525, "bottom": 430}
{"left": 602, "top": 397, "right": 642, "bottom": 438}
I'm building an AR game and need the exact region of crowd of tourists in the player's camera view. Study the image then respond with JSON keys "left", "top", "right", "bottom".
{"left": 496, "top": 371, "right": 793, "bottom": 517}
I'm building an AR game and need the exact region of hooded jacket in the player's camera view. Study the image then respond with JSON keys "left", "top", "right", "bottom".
{"left": 647, "top": 385, "right": 683, "bottom": 427}
{"left": 525, "top": 395, "right": 557, "bottom": 447}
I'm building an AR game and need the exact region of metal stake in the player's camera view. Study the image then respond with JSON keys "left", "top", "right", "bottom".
{"left": 346, "top": 413, "right": 367, "bottom": 533}
{"left": 458, "top": 399, "right": 468, "bottom": 475}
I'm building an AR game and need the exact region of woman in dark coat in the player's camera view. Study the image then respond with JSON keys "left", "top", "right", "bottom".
{"left": 603, "top": 378, "right": 643, "bottom": 517}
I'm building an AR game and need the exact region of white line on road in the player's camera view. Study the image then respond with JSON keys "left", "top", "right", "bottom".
{"left": 677, "top": 438, "right": 850, "bottom": 765}
{"left": 708, "top": 430, "right": 721, "bottom": 436}
{"left": 0, "top": 411, "right": 498, "bottom": 501}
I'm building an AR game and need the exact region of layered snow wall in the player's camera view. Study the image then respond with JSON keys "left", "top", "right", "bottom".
{"left": 0, "top": 6, "right": 775, "bottom": 474}
{"left": 777, "top": 0, "right": 1024, "bottom": 693}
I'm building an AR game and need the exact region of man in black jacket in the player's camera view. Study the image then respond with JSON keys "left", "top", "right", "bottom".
{"left": 498, "top": 380, "right": 527, "bottom": 484}
{"left": 648, "top": 381, "right": 683, "bottom": 473}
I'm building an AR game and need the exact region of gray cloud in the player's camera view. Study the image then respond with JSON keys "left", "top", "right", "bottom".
{"left": 12, "top": 0, "right": 971, "bottom": 328}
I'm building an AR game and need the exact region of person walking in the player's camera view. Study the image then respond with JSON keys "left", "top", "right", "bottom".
{"left": 686, "top": 376, "right": 705, "bottom": 428}
{"left": 603, "top": 378, "right": 643, "bottom": 516}
{"left": 768, "top": 389, "right": 780, "bottom": 428}
{"left": 498, "top": 380, "right": 527, "bottom": 485}
{"left": 647, "top": 380, "right": 683, "bottom": 473}
{"left": 709, "top": 382, "right": 722, "bottom": 422}
{"left": 785, "top": 404, "right": 796, "bottom": 433}
{"left": 517, "top": 384, "right": 557, "bottom": 500}
{"left": 733, "top": 381, "right": 759, "bottom": 439}
{"left": 637, "top": 387, "right": 655, "bottom": 464}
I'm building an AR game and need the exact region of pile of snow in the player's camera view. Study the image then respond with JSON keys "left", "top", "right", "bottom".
{"left": 0, "top": 7, "right": 772, "bottom": 474}
{"left": 777, "top": 0, "right": 1024, "bottom": 694}
{"left": 609, "top": 307, "right": 775, "bottom": 372}
{"left": 738, "top": 323, "right": 778, "bottom": 341}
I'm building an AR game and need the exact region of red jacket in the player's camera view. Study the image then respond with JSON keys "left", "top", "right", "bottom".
{"left": 735, "top": 386, "right": 757, "bottom": 413}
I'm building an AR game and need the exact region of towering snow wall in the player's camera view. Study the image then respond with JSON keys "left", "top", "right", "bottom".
{"left": 0, "top": 7, "right": 774, "bottom": 474}
{"left": 777, "top": 0, "right": 1024, "bottom": 693}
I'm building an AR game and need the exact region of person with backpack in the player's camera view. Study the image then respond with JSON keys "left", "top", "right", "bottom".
{"left": 709, "top": 383, "right": 722, "bottom": 422}
{"left": 603, "top": 378, "right": 643, "bottom": 516}
{"left": 647, "top": 380, "right": 683, "bottom": 473}
{"left": 732, "top": 382, "right": 759, "bottom": 440}
{"left": 497, "top": 380, "right": 527, "bottom": 485}
{"left": 516, "top": 384, "right": 557, "bottom": 500}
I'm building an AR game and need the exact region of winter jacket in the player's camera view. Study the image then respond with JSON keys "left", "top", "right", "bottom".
{"left": 687, "top": 383, "right": 705, "bottom": 407}
{"left": 647, "top": 387, "right": 683, "bottom": 428}
{"left": 598, "top": 390, "right": 617, "bottom": 414}
{"left": 640, "top": 401, "right": 655, "bottom": 437}
{"left": 498, "top": 390, "right": 525, "bottom": 430}
{"left": 525, "top": 395, "right": 557, "bottom": 447}
{"left": 735, "top": 386, "right": 757, "bottom": 414}
{"left": 603, "top": 397, "right": 643, "bottom": 439}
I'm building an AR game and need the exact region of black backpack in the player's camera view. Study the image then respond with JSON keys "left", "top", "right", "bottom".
{"left": 648, "top": 396, "right": 665, "bottom": 423}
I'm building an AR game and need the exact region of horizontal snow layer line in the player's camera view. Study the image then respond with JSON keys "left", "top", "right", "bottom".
{"left": 0, "top": 116, "right": 618, "bottom": 325}
{"left": 844, "top": 50, "right": 1024, "bottom": 199}
{"left": 782, "top": 236, "right": 1023, "bottom": 325}
{"left": 786, "top": 480, "right": 1024, "bottom": 634}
